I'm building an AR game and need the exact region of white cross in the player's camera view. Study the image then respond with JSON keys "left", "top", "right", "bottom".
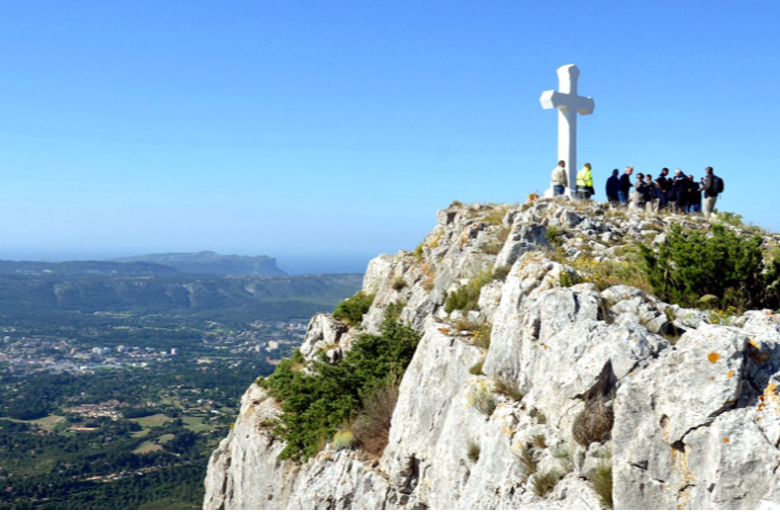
{"left": 540, "top": 64, "right": 595, "bottom": 198}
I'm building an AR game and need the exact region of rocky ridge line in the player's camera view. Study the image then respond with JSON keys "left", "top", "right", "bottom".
{"left": 204, "top": 198, "right": 780, "bottom": 510}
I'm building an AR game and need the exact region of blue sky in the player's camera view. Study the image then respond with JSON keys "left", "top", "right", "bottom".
{"left": 1, "top": 1, "right": 779, "bottom": 273}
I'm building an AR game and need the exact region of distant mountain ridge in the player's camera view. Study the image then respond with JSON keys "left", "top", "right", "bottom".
{"left": 0, "top": 260, "right": 178, "bottom": 277}
{"left": 108, "top": 251, "right": 288, "bottom": 277}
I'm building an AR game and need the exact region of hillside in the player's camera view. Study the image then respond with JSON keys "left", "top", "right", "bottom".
{"left": 204, "top": 197, "right": 780, "bottom": 510}
{"left": 108, "top": 251, "right": 287, "bottom": 276}
{"left": 0, "top": 272, "right": 363, "bottom": 324}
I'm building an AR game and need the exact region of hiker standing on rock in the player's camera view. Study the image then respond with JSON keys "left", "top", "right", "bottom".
{"left": 550, "top": 160, "right": 567, "bottom": 197}
{"left": 703, "top": 166, "right": 724, "bottom": 216}
{"left": 606, "top": 169, "right": 620, "bottom": 204}
{"left": 687, "top": 174, "right": 702, "bottom": 213}
{"left": 672, "top": 169, "right": 690, "bottom": 213}
{"left": 619, "top": 166, "right": 633, "bottom": 205}
{"left": 576, "top": 163, "right": 594, "bottom": 200}
{"left": 655, "top": 168, "right": 672, "bottom": 211}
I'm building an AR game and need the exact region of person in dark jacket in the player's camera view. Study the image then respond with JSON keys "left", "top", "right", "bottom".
{"left": 606, "top": 169, "right": 620, "bottom": 204}
{"left": 687, "top": 174, "right": 702, "bottom": 213}
{"left": 671, "top": 169, "right": 690, "bottom": 213}
{"left": 618, "top": 166, "right": 633, "bottom": 205}
{"left": 655, "top": 168, "right": 672, "bottom": 211}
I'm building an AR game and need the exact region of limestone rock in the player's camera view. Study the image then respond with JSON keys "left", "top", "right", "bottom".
{"left": 204, "top": 198, "right": 780, "bottom": 510}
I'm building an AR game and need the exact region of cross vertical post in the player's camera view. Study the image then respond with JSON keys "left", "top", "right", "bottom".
{"left": 540, "top": 64, "right": 595, "bottom": 198}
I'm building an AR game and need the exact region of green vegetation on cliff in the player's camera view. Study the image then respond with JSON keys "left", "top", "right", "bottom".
{"left": 640, "top": 224, "right": 780, "bottom": 311}
{"left": 259, "top": 316, "right": 420, "bottom": 462}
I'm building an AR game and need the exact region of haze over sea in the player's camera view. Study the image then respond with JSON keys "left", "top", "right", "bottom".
{"left": 2, "top": 1, "right": 779, "bottom": 273}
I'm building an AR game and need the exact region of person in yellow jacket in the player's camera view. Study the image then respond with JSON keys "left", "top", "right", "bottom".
{"left": 576, "top": 163, "right": 594, "bottom": 200}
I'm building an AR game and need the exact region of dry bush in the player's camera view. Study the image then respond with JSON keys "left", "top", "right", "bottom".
{"left": 572, "top": 396, "right": 614, "bottom": 447}
{"left": 392, "top": 275, "right": 407, "bottom": 291}
{"left": 421, "top": 262, "right": 436, "bottom": 292}
{"left": 494, "top": 379, "right": 523, "bottom": 401}
{"left": 352, "top": 379, "right": 400, "bottom": 457}
{"left": 453, "top": 317, "right": 479, "bottom": 332}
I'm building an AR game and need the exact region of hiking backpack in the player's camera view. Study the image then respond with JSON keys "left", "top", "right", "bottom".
{"left": 713, "top": 175, "right": 724, "bottom": 194}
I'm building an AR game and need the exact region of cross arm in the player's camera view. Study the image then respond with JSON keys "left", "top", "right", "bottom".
{"left": 540, "top": 90, "right": 595, "bottom": 115}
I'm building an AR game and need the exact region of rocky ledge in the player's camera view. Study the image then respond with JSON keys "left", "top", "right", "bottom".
{"left": 204, "top": 198, "right": 780, "bottom": 510}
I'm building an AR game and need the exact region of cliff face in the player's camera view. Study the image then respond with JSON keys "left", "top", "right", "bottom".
{"left": 204, "top": 198, "right": 780, "bottom": 510}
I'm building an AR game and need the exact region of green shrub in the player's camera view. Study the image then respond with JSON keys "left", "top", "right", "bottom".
{"left": 559, "top": 269, "right": 577, "bottom": 288}
{"left": 333, "top": 291, "right": 376, "bottom": 326}
{"left": 492, "top": 265, "right": 512, "bottom": 282}
{"left": 384, "top": 301, "right": 406, "bottom": 323}
{"left": 546, "top": 227, "right": 565, "bottom": 247}
{"left": 716, "top": 211, "right": 744, "bottom": 227}
{"left": 465, "top": 379, "right": 497, "bottom": 416}
{"left": 472, "top": 323, "right": 491, "bottom": 349}
{"left": 444, "top": 270, "right": 493, "bottom": 314}
{"left": 640, "top": 224, "right": 780, "bottom": 311}
{"left": 413, "top": 243, "right": 424, "bottom": 261}
{"left": 332, "top": 430, "right": 355, "bottom": 450}
{"left": 469, "top": 359, "right": 485, "bottom": 376}
{"left": 261, "top": 317, "right": 420, "bottom": 462}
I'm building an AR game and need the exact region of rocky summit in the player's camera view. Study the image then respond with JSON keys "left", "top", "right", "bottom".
{"left": 203, "top": 197, "right": 780, "bottom": 510}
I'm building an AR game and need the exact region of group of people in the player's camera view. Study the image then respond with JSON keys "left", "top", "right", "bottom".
{"left": 550, "top": 161, "right": 725, "bottom": 216}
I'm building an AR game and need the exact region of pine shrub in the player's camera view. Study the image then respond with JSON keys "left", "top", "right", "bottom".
{"left": 640, "top": 224, "right": 780, "bottom": 311}
{"left": 260, "top": 317, "right": 420, "bottom": 462}
{"left": 333, "top": 291, "right": 375, "bottom": 327}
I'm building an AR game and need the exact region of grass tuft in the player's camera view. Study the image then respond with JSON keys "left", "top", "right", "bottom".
{"left": 590, "top": 464, "right": 613, "bottom": 509}
{"left": 493, "top": 378, "right": 523, "bottom": 401}
{"left": 517, "top": 443, "right": 538, "bottom": 479}
{"left": 469, "top": 359, "right": 485, "bottom": 376}
{"left": 532, "top": 469, "right": 561, "bottom": 498}
{"left": 467, "top": 439, "right": 480, "bottom": 462}
{"left": 531, "top": 434, "right": 547, "bottom": 449}
{"left": 351, "top": 377, "right": 400, "bottom": 457}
